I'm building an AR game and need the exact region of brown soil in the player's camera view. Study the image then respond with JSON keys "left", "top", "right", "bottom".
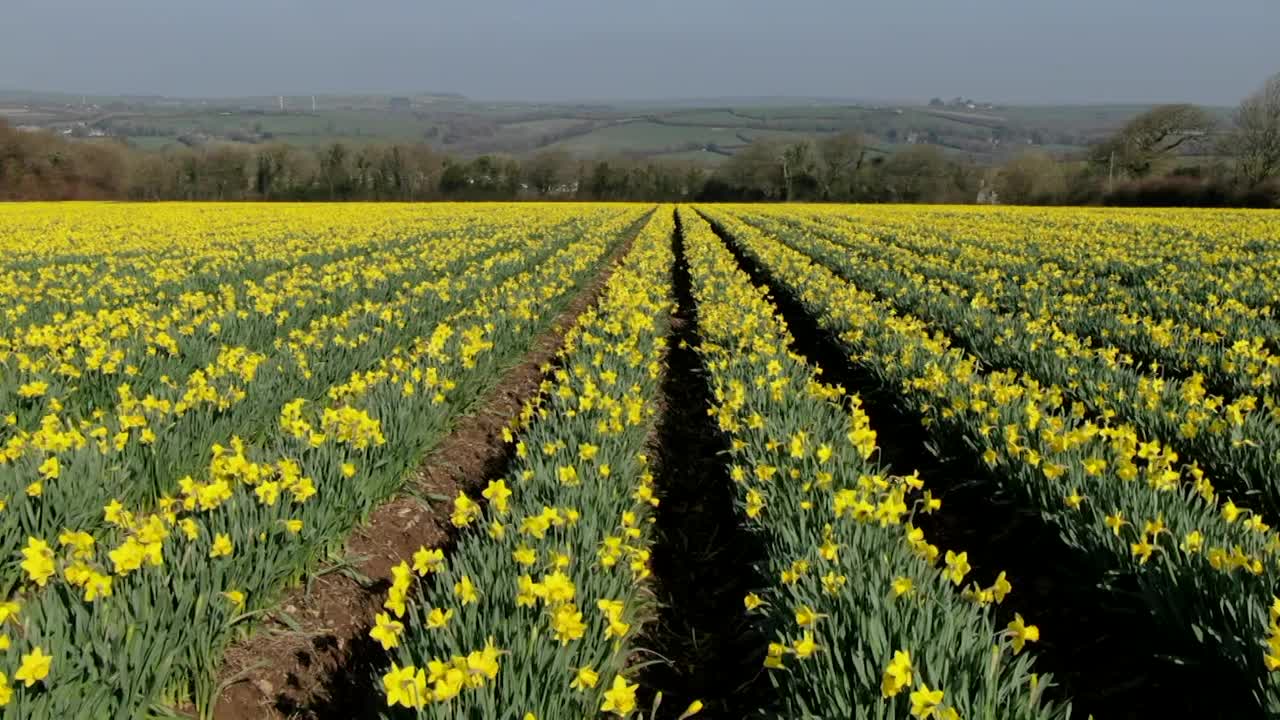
{"left": 210, "top": 228, "right": 640, "bottom": 720}
{"left": 636, "top": 211, "right": 774, "bottom": 719}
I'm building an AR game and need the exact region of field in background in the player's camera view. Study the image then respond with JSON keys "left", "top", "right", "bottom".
{"left": 0, "top": 89, "right": 1223, "bottom": 165}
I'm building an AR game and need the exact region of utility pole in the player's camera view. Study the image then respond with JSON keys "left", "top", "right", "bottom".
{"left": 312, "top": 95, "right": 317, "bottom": 112}
{"left": 1108, "top": 150, "right": 1115, "bottom": 193}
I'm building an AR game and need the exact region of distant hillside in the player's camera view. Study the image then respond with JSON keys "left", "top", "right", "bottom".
{"left": 0, "top": 90, "right": 1231, "bottom": 165}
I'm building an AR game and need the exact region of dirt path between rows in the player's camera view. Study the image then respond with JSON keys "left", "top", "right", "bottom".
{"left": 637, "top": 211, "right": 773, "bottom": 719}
{"left": 210, "top": 223, "right": 643, "bottom": 720}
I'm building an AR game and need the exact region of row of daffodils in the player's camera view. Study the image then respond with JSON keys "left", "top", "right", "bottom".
{"left": 732, "top": 206, "right": 1280, "bottom": 523}
{"left": 702, "top": 206, "right": 1280, "bottom": 714}
{"left": 378, "top": 210, "right": 675, "bottom": 718}
{"left": 0, "top": 204, "right": 652, "bottom": 716}
{"left": 679, "top": 208, "right": 1065, "bottom": 720}
{"left": 5, "top": 200, "right": 1280, "bottom": 718}
{"left": 2, "top": 208, "right": 595, "bottom": 579}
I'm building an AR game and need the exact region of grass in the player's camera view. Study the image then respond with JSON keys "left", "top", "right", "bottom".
{"left": 547, "top": 121, "right": 749, "bottom": 154}
{"left": 119, "top": 110, "right": 433, "bottom": 142}
{"left": 651, "top": 149, "right": 730, "bottom": 165}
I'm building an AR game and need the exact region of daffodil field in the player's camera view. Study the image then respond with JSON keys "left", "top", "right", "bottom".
{"left": 0, "top": 203, "right": 649, "bottom": 717}
{"left": 700, "top": 205, "right": 1280, "bottom": 717}
{"left": 380, "top": 209, "right": 674, "bottom": 718}
{"left": 1, "top": 201, "right": 1279, "bottom": 719}
{"left": 679, "top": 210, "right": 1063, "bottom": 720}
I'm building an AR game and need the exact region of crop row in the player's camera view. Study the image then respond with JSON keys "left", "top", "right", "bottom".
{"left": 679, "top": 208, "right": 1065, "bottom": 719}
{"left": 729, "top": 207, "right": 1280, "bottom": 522}
{"left": 381, "top": 209, "right": 675, "bottom": 718}
{"left": 5, "top": 202, "right": 1277, "bottom": 718}
{"left": 0, "top": 205, "right": 651, "bottom": 717}
{"left": 750, "top": 205, "right": 1280, "bottom": 399}
{"left": 1, "top": 212, "right": 600, "bottom": 577}
{"left": 701, "top": 206, "right": 1280, "bottom": 712}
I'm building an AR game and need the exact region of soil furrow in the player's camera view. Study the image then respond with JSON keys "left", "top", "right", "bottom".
{"left": 702, "top": 211, "right": 1257, "bottom": 720}
{"left": 211, "top": 216, "right": 648, "bottom": 720}
{"left": 638, "top": 211, "right": 772, "bottom": 720}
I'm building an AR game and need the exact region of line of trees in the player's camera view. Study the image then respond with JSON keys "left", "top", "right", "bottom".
{"left": 3, "top": 73, "right": 1278, "bottom": 206}
{"left": 994, "top": 74, "right": 1280, "bottom": 207}
{"left": 0, "top": 123, "right": 1007, "bottom": 204}
{"left": 710, "top": 134, "right": 982, "bottom": 204}
{"left": 713, "top": 73, "right": 1280, "bottom": 207}
{"left": 1, "top": 127, "right": 718, "bottom": 202}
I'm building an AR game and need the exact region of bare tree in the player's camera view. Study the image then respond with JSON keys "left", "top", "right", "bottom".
{"left": 994, "top": 150, "right": 1066, "bottom": 205}
{"left": 402, "top": 144, "right": 444, "bottom": 199}
{"left": 1092, "top": 104, "right": 1216, "bottom": 178}
{"left": 816, "top": 131, "right": 867, "bottom": 200}
{"left": 319, "top": 142, "right": 351, "bottom": 200}
{"left": 126, "top": 152, "right": 178, "bottom": 200}
{"left": 723, "top": 140, "right": 785, "bottom": 199}
{"left": 524, "top": 149, "right": 571, "bottom": 195}
{"left": 203, "top": 145, "right": 250, "bottom": 200}
{"left": 353, "top": 145, "right": 382, "bottom": 197}
{"left": 780, "top": 140, "right": 817, "bottom": 201}
{"left": 879, "top": 145, "right": 952, "bottom": 202}
{"left": 1225, "top": 73, "right": 1280, "bottom": 187}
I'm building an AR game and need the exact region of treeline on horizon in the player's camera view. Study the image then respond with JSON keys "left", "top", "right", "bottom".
{"left": 3, "top": 74, "right": 1278, "bottom": 207}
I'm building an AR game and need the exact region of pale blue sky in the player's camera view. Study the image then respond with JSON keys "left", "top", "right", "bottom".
{"left": 2, "top": 0, "right": 1276, "bottom": 104}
